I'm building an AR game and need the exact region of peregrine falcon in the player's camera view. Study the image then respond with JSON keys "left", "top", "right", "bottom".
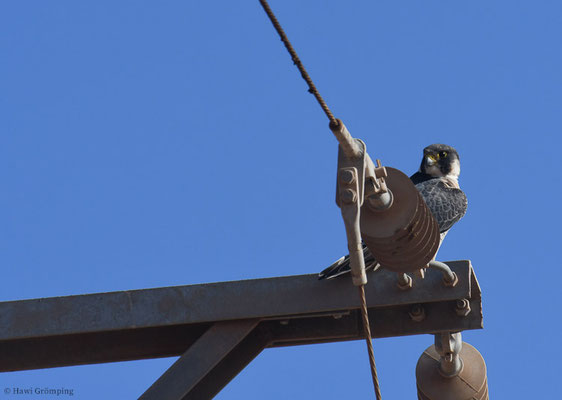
{"left": 318, "top": 144, "right": 468, "bottom": 280}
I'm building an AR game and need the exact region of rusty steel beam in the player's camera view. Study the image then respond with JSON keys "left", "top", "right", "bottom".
{"left": 182, "top": 324, "right": 272, "bottom": 400}
{"left": 140, "top": 319, "right": 262, "bottom": 400}
{"left": 0, "top": 260, "right": 473, "bottom": 340}
{"left": 0, "top": 261, "right": 481, "bottom": 373}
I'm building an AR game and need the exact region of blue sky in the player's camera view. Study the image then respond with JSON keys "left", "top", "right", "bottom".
{"left": 1, "top": 1, "right": 561, "bottom": 398}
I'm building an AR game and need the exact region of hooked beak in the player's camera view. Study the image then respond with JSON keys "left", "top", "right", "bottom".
{"left": 426, "top": 154, "right": 438, "bottom": 166}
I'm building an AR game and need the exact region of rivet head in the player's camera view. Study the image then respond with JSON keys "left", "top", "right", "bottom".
{"left": 341, "top": 188, "right": 357, "bottom": 203}
{"left": 455, "top": 299, "right": 471, "bottom": 317}
{"left": 409, "top": 304, "right": 426, "bottom": 322}
{"left": 339, "top": 169, "right": 355, "bottom": 184}
{"left": 397, "top": 273, "right": 413, "bottom": 290}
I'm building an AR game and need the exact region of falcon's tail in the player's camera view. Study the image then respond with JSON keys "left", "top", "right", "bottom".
{"left": 318, "top": 244, "right": 380, "bottom": 280}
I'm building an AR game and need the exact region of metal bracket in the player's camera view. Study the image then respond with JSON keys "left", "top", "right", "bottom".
{"left": 336, "top": 146, "right": 367, "bottom": 286}
{"left": 434, "top": 332, "right": 463, "bottom": 377}
{"left": 332, "top": 120, "right": 390, "bottom": 286}
{"left": 428, "top": 260, "right": 459, "bottom": 287}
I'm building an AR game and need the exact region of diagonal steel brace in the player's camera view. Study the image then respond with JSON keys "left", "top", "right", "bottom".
{"left": 140, "top": 319, "right": 265, "bottom": 400}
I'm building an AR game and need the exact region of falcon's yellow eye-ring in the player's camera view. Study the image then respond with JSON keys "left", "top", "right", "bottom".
{"left": 439, "top": 151, "right": 448, "bottom": 158}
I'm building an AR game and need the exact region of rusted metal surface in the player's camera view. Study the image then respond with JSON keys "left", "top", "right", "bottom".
{"left": 140, "top": 319, "right": 261, "bottom": 400}
{"left": 409, "top": 304, "right": 426, "bottom": 322}
{"left": 0, "top": 323, "right": 211, "bottom": 372}
{"left": 183, "top": 325, "right": 272, "bottom": 400}
{"left": 0, "top": 261, "right": 480, "bottom": 373}
{"left": 455, "top": 299, "right": 471, "bottom": 317}
{"left": 0, "top": 261, "right": 472, "bottom": 341}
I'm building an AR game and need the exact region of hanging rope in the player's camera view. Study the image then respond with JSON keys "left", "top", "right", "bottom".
{"left": 258, "top": 1, "right": 382, "bottom": 398}
{"left": 359, "top": 285, "right": 383, "bottom": 400}
{"left": 258, "top": 0, "right": 338, "bottom": 127}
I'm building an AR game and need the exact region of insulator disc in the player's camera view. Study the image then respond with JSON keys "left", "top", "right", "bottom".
{"left": 360, "top": 167, "right": 440, "bottom": 272}
{"left": 416, "top": 343, "right": 488, "bottom": 400}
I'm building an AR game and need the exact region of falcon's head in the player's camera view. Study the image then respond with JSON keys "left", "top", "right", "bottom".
{"left": 419, "top": 144, "right": 461, "bottom": 181}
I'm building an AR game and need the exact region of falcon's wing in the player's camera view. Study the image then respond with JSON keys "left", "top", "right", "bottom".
{"left": 415, "top": 178, "right": 467, "bottom": 233}
{"left": 318, "top": 243, "right": 380, "bottom": 280}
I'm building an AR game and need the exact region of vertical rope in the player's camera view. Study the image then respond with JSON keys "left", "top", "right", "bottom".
{"left": 359, "top": 285, "right": 383, "bottom": 400}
